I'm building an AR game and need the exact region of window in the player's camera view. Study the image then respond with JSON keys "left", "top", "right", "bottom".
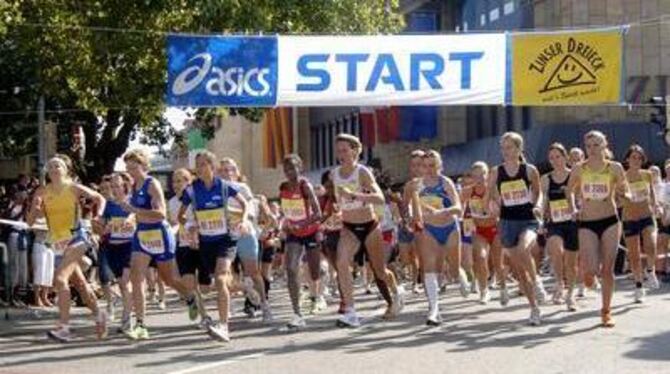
{"left": 489, "top": 8, "right": 500, "bottom": 22}
{"left": 463, "top": 22, "right": 469, "bottom": 32}
{"left": 504, "top": 1, "right": 515, "bottom": 15}
{"left": 480, "top": 14, "right": 486, "bottom": 26}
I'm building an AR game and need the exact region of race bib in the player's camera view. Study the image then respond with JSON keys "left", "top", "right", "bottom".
{"left": 629, "top": 180, "right": 649, "bottom": 203}
{"left": 549, "top": 199, "right": 572, "bottom": 223}
{"left": 420, "top": 195, "right": 444, "bottom": 210}
{"left": 137, "top": 229, "right": 165, "bottom": 254}
{"left": 195, "top": 208, "right": 227, "bottom": 236}
{"left": 463, "top": 218, "right": 475, "bottom": 235}
{"left": 337, "top": 182, "right": 363, "bottom": 211}
{"left": 282, "top": 198, "right": 307, "bottom": 221}
{"left": 500, "top": 179, "right": 531, "bottom": 206}
{"left": 469, "top": 197, "right": 487, "bottom": 218}
{"left": 581, "top": 173, "right": 610, "bottom": 201}
{"left": 177, "top": 226, "right": 193, "bottom": 247}
{"left": 109, "top": 217, "right": 135, "bottom": 239}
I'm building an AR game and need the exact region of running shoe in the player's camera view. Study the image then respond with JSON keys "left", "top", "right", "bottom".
{"left": 470, "top": 280, "right": 478, "bottom": 294}
{"left": 459, "top": 270, "right": 470, "bottom": 299}
{"left": 286, "top": 314, "right": 306, "bottom": 330}
{"left": 309, "top": 297, "right": 319, "bottom": 315}
{"left": 576, "top": 283, "right": 586, "bottom": 298}
{"left": 528, "top": 307, "right": 541, "bottom": 326}
{"left": 147, "top": 289, "right": 157, "bottom": 304}
{"left": 392, "top": 288, "right": 405, "bottom": 316}
{"left": 47, "top": 326, "right": 72, "bottom": 343}
{"left": 118, "top": 316, "right": 132, "bottom": 334}
{"left": 157, "top": 299, "right": 166, "bottom": 311}
{"left": 426, "top": 308, "right": 442, "bottom": 327}
{"left": 336, "top": 310, "right": 361, "bottom": 328}
{"left": 186, "top": 296, "right": 199, "bottom": 321}
{"left": 95, "top": 310, "right": 109, "bottom": 340}
{"left": 316, "top": 296, "right": 328, "bottom": 311}
{"left": 601, "top": 309, "right": 615, "bottom": 328}
{"left": 646, "top": 272, "right": 660, "bottom": 290}
{"left": 500, "top": 287, "right": 510, "bottom": 307}
{"left": 207, "top": 322, "right": 230, "bottom": 342}
{"left": 126, "top": 325, "right": 150, "bottom": 340}
{"left": 479, "top": 289, "right": 491, "bottom": 305}
{"left": 592, "top": 277, "right": 602, "bottom": 291}
{"left": 634, "top": 287, "right": 645, "bottom": 304}
{"left": 243, "top": 299, "right": 258, "bottom": 318}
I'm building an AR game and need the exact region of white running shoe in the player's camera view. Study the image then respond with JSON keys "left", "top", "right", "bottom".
{"left": 529, "top": 307, "right": 541, "bottom": 326}
{"left": 500, "top": 287, "right": 510, "bottom": 307}
{"left": 336, "top": 310, "right": 361, "bottom": 328}
{"left": 566, "top": 294, "right": 577, "bottom": 312}
{"left": 592, "top": 278, "right": 602, "bottom": 291}
{"left": 426, "top": 308, "right": 442, "bottom": 326}
{"left": 576, "top": 283, "right": 586, "bottom": 298}
{"left": 118, "top": 316, "right": 133, "bottom": 334}
{"left": 392, "top": 288, "right": 405, "bottom": 315}
{"left": 287, "top": 314, "right": 306, "bottom": 330}
{"left": 198, "top": 316, "right": 213, "bottom": 330}
{"left": 646, "top": 272, "right": 660, "bottom": 290}
{"left": 479, "top": 289, "right": 491, "bottom": 305}
{"left": 157, "top": 299, "right": 167, "bottom": 311}
{"left": 634, "top": 287, "right": 645, "bottom": 304}
{"left": 316, "top": 296, "right": 328, "bottom": 311}
{"left": 47, "top": 326, "right": 72, "bottom": 343}
{"left": 207, "top": 321, "right": 230, "bottom": 342}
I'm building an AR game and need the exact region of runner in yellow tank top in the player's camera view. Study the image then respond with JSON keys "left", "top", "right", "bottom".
{"left": 568, "top": 130, "right": 630, "bottom": 327}
{"left": 26, "top": 155, "right": 107, "bottom": 342}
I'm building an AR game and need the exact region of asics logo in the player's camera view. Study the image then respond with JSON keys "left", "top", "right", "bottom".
{"left": 171, "top": 53, "right": 272, "bottom": 97}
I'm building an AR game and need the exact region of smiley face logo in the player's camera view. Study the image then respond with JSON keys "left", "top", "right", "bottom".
{"left": 540, "top": 54, "right": 596, "bottom": 93}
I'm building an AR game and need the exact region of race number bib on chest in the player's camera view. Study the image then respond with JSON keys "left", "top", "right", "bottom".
{"left": 420, "top": 195, "right": 444, "bottom": 210}
{"left": 282, "top": 198, "right": 307, "bottom": 221}
{"left": 500, "top": 179, "right": 530, "bottom": 206}
{"left": 629, "top": 180, "right": 649, "bottom": 203}
{"left": 110, "top": 217, "right": 135, "bottom": 239}
{"left": 138, "top": 229, "right": 165, "bottom": 254}
{"left": 582, "top": 173, "right": 610, "bottom": 200}
{"left": 338, "top": 182, "right": 363, "bottom": 210}
{"left": 195, "top": 208, "right": 227, "bottom": 236}
{"left": 549, "top": 199, "right": 572, "bottom": 223}
{"left": 469, "top": 198, "right": 487, "bottom": 218}
{"left": 463, "top": 218, "right": 475, "bottom": 235}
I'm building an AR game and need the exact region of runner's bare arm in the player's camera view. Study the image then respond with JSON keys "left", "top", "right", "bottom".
{"left": 437, "top": 176, "right": 463, "bottom": 218}
{"left": 354, "top": 167, "right": 385, "bottom": 205}
{"left": 302, "top": 180, "right": 323, "bottom": 226}
{"left": 528, "top": 165, "right": 543, "bottom": 216}
{"left": 73, "top": 183, "right": 106, "bottom": 217}
{"left": 25, "top": 186, "right": 45, "bottom": 226}
{"left": 612, "top": 162, "right": 631, "bottom": 201}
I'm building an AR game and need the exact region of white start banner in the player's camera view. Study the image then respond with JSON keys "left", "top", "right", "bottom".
{"left": 276, "top": 34, "right": 508, "bottom": 106}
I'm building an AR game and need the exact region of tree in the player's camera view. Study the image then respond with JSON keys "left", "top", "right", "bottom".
{"left": 0, "top": 0, "right": 403, "bottom": 182}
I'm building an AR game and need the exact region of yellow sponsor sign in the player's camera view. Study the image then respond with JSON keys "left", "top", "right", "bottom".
{"left": 512, "top": 29, "right": 623, "bottom": 105}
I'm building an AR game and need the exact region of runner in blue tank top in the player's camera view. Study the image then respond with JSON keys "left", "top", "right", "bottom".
{"left": 179, "top": 150, "right": 247, "bottom": 343}
{"left": 117, "top": 149, "right": 198, "bottom": 341}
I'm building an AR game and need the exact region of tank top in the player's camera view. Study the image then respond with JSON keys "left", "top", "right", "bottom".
{"left": 547, "top": 173, "right": 572, "bottom": 223}
{"left": 496, "top": 163, "right": 534, "bottom": 221}
{"left": 43, "top": 184, "right": 79, "bottom": 249}
{"left": 182, "top": 177, "right": 238, "bottom": 241}
{"left": 419, "top": 177, "right": 453, "bottom": 214}
{"left": 581, "top": 163, "right": 615, "bottom": 202}
{"left": 332, "top": 165, "right": 367, "bottom": 211}
{"left": 280, "top": 178, "right": 319, "bottom": 237}
{"left": 131, "top": 177, "right": 154, "bottom": 210}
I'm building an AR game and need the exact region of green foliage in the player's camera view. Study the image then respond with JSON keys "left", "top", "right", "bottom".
{"left": 0, "top": 0, "right": 403, "bottom": 181}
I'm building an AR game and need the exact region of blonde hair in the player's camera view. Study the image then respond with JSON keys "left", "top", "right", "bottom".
{"left": 584, "top": 130, "right": 611, "bottom": 159}
{"left": 123, "top": 148, "right": 150, "bottom": 169}
{"left": 422, "top": 149, "right": 443, "bottom": 172}
{"left": 500, "top": 132, "right": 526, "bottom": 162}
{"left": 172, "top": 168, "right": 193, "bottom": 183}
{"left": 471, "top": 161, "right": 489, "bottom": 174}
{"left": 220, "top": 157, "right": 247, "bottom": 183}
{"left": 195, "top": 150, "right": 217, "bottom": 167}
{"left": 335, "top": 133, "right": 363, "bottom": 154}
{"left": 410, "top": 149, "right": 426, "bottom": 159}
{"left": 45, "top": 156, "right": 73, "bottom": 182}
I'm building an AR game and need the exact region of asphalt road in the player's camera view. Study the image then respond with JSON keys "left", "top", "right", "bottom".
{"left": 1, "top": 276, "right": 669, "bottom": 374}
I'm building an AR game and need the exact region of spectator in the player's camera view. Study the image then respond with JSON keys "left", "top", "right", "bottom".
{"left": 32, "top": 215, "right": 54, "bottom": 307}
{"left": 5, "top": 190, "right": 29, "bottom": 306}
